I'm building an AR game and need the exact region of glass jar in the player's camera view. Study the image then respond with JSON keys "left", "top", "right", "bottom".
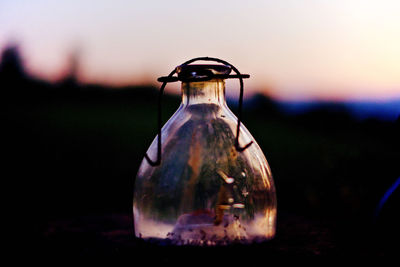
{"left": 134, "top": 63, "right": 276, "bottom": 245}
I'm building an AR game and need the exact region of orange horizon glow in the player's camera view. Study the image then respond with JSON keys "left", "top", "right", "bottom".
{"left": 1, "top": 0, "right": 400, "bottom": 102}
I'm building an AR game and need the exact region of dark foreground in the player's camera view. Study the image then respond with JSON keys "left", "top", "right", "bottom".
{"left": 41, "top": 212, "right": 396, "bottom": 260}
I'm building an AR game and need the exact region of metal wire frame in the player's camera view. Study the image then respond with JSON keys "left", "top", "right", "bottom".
{"left": 144, "top": 57, "right": 253, "bottom": 167}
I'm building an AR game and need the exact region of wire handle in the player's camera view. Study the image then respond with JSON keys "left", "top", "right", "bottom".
{"left": 144, "top": 57, "right": 253, "bottom": 166}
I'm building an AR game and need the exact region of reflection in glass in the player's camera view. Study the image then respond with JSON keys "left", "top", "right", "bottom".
{"left": 134, "top": 65, "right": 276, "bottom": 245}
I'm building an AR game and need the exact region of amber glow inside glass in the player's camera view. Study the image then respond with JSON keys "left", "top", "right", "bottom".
{"left": 134, "top": 76, "right": 276, "bottom": 245}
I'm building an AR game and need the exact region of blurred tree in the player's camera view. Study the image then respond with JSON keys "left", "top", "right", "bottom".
{"left": 59, "top": 47, "right": 81, "bottom": 89}
{"left": 0, "top": 44, "right": 26, "bottom": 80}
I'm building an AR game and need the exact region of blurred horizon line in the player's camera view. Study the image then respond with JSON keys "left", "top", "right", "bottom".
{"left": 1, "top": 42, "right": 400, "bottom": 106}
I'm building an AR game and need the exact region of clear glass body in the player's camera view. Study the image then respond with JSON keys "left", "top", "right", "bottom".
{"left": 134, "top": 79, "right": 276, "bottom": 245}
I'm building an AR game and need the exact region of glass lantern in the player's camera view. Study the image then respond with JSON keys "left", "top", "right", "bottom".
{"left": 134, "top": 57, "right": 276, "bottom": 245}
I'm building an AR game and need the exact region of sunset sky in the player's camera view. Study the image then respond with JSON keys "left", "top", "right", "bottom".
{"left": 1, "top": 0, "right": 400, "bottom": 101}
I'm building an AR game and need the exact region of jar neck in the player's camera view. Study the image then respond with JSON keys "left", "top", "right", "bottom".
{"left": 181, "top": 79, "right": 226, "bottom": 107}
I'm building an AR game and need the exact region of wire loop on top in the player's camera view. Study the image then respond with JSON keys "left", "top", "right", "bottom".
{"left": 144, "top": 57, "right": 252, "bottom": 167}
